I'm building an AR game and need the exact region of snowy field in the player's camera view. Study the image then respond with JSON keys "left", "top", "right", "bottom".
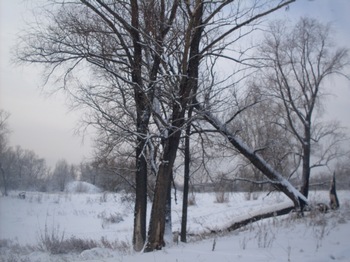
{"left": 0, "top": 182, "right": 349, "bottom": 262}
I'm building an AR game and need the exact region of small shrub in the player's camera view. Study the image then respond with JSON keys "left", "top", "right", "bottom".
{"left": 38, "top": 222, "right": 100, "bottom": 254}
{"left": 100, "top": 237, "right": 131, "bottom": 253}
{"left": 120, "top": 191, "right": 135, "bottom": 203}
{"left": 63, "top": 236, "right": 98, "bottom": 253}
{"left": 38, "top": 223, "right": 65, "bottom": 254}
{"left": 98, "top": 212, "right": 124, "bottom": 228}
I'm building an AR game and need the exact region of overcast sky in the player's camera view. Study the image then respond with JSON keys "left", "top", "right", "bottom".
{"left": 1, "top": 0, "right": 350, "bottom": 168}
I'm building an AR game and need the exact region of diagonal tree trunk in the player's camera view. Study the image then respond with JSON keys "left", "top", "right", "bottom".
{"left": 197, "top": 107, "right": 308, "bottom": 210}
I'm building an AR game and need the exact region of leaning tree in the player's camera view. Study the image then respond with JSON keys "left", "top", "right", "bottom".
{"left": 256, "top": 18, "right": 349, "bottom": 201}
{"left": 16, "top": 0, "right": 312, "bottom": 253}
{"left": 144, "top": 0, "right": 310, "bottom": 251}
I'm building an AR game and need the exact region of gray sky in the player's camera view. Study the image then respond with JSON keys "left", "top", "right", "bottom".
{"left": 1, "top": 0, "right": 350, "bottom": 168}
{"left": 0, "top": 0, "right": 93, "bottom": 167}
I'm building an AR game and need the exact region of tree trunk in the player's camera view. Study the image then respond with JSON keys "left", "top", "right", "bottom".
{"left": 130, "top": 0, "right": 150, "bottom": 252}
{"left": 144, "top": 132, "right": 182, "bottom": 252}
{"left": 145, "top": 2, "right": 203, "bottom": 252}
{"left": 0, "top": 163, "right": 8, "bottom": 196}
{"left": 181, "top": 111, "right": 192, "bottom": 243}
{"left": 226, "top": 205, "right": 294, "bottom": 232}
{"left": 300, "top": 127, "right": 311, "bottom": 199}
{"left": 164, "top": 173, "right": 172, "bottom": 245}
{"left": 329, "top": 172, "right": 340, "bottom": 210}
{"left": 133, "top": 138, "right": 148, "bottom": 251}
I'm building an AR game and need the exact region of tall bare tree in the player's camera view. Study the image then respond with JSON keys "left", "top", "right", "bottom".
{"left": 257, "top": 18, "right": 349, "bottom": 201}
{"left": 0, "top": 110, "right": 11, "bottom": 196}
{"left": 16, "top": 0, "right": 178, "bottom": 251}
{"left": 16, "top": 0, "right": 313, "bottom": 253}
{"left": 145, "top": 0, "right": 302, "bottom": 251}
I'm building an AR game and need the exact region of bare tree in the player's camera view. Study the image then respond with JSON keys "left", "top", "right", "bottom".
{"left": 16, "top": 0, "right": 311, "bottom": 253}
{"left": 145, "top": 0, "right": 299, "bottom": 251}
{"left": 0, "top": 110, "right": 11, "bottom": 196}
{"left": 16, "top": 0, "right": 178, "bottom": 251}
{"left": 1, "top": 146, "right": 48, "bottom": 193}
{"left": 256, "top": 18, "right": 349, "bottom": 201}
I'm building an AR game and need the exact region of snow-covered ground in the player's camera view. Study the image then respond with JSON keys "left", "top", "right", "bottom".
{"left": 0, "top": 184, "right": 349, "bottom": 262}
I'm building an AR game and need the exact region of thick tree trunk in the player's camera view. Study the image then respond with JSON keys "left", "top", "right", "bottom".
{"left": 130, "top": 0, "right": 150, "bottom": 252}
{"left": 144, "top": 131, "right": 182, "bottom": 252}
{"left": 145, "top": 2, "right": 203, "bottom": 252}
{"left": 133, "top": 138, "right": 148, "bottom": 251}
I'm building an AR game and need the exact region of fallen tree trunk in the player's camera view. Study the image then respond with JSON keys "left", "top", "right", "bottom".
{"left": 226, "top": 205, "right": 294, "bottom": 232}
{"left": 195, "top": 103, "right": 308, "bottom": 211}
{"left": 185, "top": 203, "right": 295, "bottom": 239}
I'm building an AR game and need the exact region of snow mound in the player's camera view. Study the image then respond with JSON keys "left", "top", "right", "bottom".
{"left": 65, "top": 181, "right": 101, "bottom": 193}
